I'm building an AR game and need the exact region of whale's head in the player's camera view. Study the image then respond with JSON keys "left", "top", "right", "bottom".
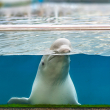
{"left": 37, "top": 38, "right": 72, "bottom": 84}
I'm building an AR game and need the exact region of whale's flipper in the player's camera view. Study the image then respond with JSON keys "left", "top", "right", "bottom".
{"left": 77, "top": 103, "right": 81, "bottom": 105}
{"left": 7, "top": 97, "right": 29, "bottom": 104}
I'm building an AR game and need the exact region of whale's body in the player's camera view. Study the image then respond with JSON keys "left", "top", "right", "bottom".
{"left": 8, "top": 38, "right": 80, "bottom": 105}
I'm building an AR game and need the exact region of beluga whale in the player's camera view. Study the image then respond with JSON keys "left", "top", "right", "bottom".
{"left": 8, "top": 38, "right": 80, "bottom": 105}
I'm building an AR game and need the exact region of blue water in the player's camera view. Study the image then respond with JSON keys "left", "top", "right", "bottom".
{"left": 0, "top": 54, "right": 110, "bottom": 105}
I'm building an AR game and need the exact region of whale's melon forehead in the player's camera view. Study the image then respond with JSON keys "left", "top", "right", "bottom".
{"left": 50, "top": 38, "right": 71, "bottom": 50}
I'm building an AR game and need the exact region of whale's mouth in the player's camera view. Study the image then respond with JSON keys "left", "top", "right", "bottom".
{"left": 38, "top": 48, "right": 82, "bottom": 55}
{"left": 48, "top": 55, "right": 56, "bottom": 61}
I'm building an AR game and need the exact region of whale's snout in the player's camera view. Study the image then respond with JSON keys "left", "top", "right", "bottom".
{"left": 57, "top": 45, "right": 71, "bottom": 53}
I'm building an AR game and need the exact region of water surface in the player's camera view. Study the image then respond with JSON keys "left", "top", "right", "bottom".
{"left": 0, "top": 31, "right": 110, "bottom": 56}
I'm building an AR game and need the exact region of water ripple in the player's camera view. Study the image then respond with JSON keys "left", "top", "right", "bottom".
{"left": 0, "top": 31, "right": 110, "bottom": 56}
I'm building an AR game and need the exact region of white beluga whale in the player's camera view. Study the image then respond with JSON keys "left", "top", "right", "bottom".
{"left": 8, "top": 38, "right": 80, "bottom": 105}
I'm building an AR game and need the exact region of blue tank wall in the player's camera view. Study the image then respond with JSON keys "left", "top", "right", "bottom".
{"left": 70, "top": 54, "right": 110, "bottom": 105}
{"left": 0, "top": 55, "right": 42, "bottom": 104}
{"left": 0, "top": 54, "right": 110, "bottom": 105}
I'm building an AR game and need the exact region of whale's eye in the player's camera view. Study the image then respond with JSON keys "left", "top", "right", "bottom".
{"left": 42, "top": 62, "right": 44, "bottom": 66}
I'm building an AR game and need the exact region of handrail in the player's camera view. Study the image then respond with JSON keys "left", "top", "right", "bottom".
{"left": 0, "top": 25, "right": 110, "bottom": 31}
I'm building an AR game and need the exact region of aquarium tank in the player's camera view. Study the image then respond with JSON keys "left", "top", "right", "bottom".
{"left": 0, "top": 0, "right": 110, "bottom": 107}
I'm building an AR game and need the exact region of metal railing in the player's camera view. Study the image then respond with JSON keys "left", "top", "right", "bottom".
{"left": 0, "top": 25, "right": 110, "bottom": 31}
